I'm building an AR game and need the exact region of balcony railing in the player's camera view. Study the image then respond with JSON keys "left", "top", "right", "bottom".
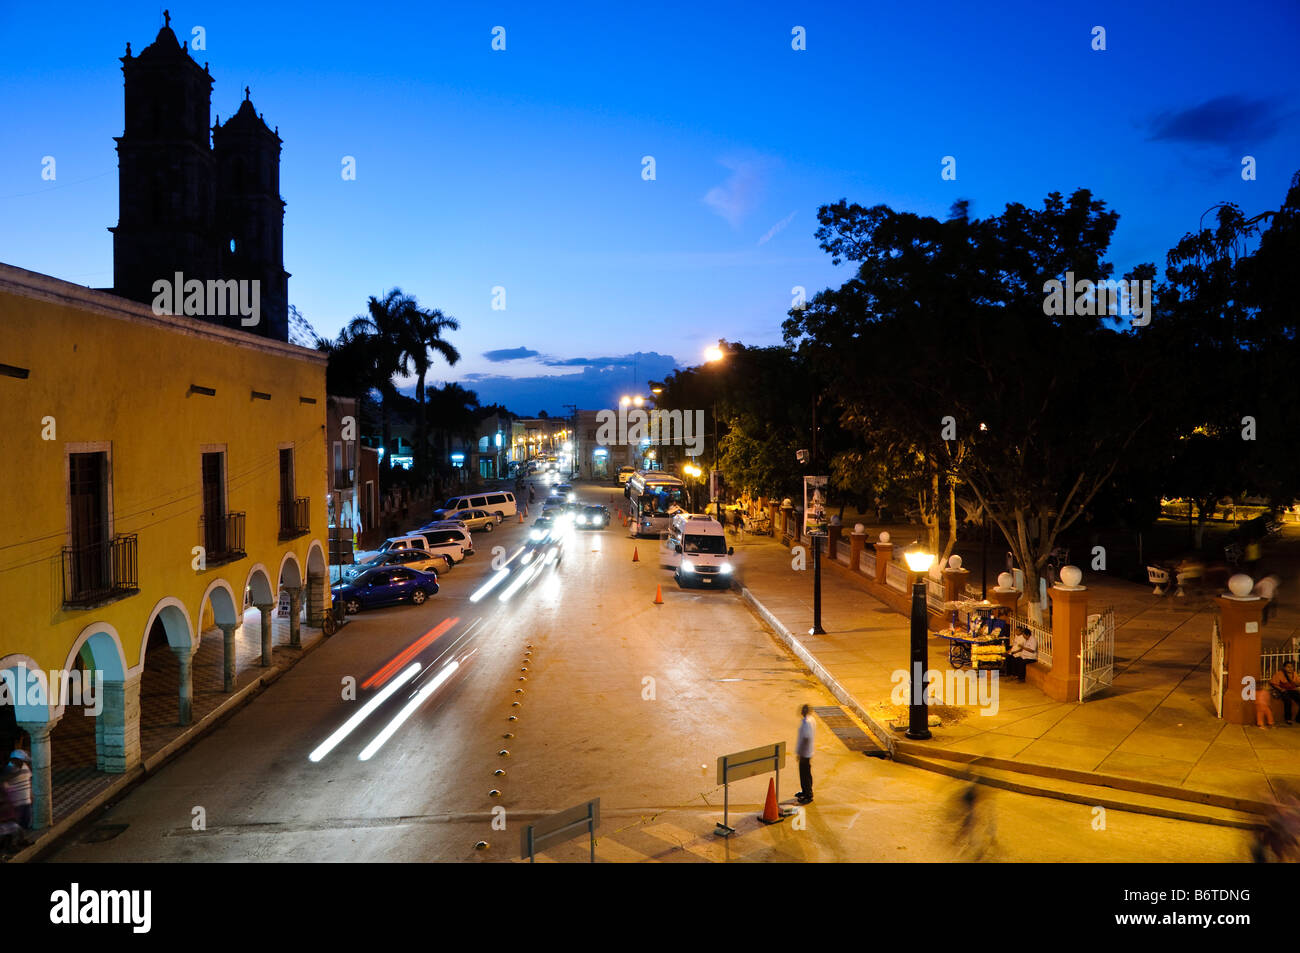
{"left": 62, "top": 534, "right": 139, "bottom": 608}
{"left": 199, "top": 511, "right": 246, "bottom": 566}
{"left": 278, "top": 497, "right": 310, "bottom": 540}
{"left": 333, "top": 468, "right": 355, "bottom": 490}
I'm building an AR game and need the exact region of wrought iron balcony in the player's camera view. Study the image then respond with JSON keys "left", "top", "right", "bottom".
{"left": 199, "top": 511, "right": 247, "bottom": 566}
{"left": 278, "top": 497, "right": 310, "bottom": 540}
{"left": 61, "top": 534, "right": 139, "bottom": 608}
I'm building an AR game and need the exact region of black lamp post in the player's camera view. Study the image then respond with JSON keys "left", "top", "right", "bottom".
{"left": 904, "top": 551, "right": 935, "bottom": 740}
{"left": 811, "top": 532, "right": 826, "bottom": 635}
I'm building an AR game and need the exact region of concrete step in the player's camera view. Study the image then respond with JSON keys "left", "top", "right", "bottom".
{"left": 893, "top": 744, "right": 1268, "bottom": 830}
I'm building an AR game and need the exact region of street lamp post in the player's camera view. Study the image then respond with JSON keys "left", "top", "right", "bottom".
{"left": 811, "top": 532, "right": 825, "bottom": 635}
{"left": 704, "top": 342, "right": 724, "bottom": 521}
{"left": 904, "top": 550, "right": 935, "bottom": 740}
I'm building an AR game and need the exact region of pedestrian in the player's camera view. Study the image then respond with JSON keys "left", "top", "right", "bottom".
{"left": 795, "top": 704, "right": 815, "bottom": 804}
{"left": 1256, "top": 574, "right": 1281, "bottom": 624}
{"left": 1270, "top": 662, "right": 1300, "bottom": 724}
{"left": 3, "top": 749, "right": 32, "bottom": 830}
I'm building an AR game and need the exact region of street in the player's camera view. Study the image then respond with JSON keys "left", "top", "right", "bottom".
{"left": 42, "top": 478, "right": 1255, "bottom": 863}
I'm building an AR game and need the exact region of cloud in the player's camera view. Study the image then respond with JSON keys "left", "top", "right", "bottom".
{"left": 540, "top": 355, "right": 634, "bottom": 368}
{"left": 703, "top": 157, "right": 770, "bottom": 228}
{"left": 757, "top": 210, "right": 798, "bottom": 245}
{"left": 1149, "top": 95, "right": 1284, "bottom": 145}
{"left": 482, "top": 347, "right": 540, "bottom": 362}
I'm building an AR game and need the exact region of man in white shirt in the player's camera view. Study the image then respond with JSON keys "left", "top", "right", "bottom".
{"left": 1007, "top": 630, "right": 1038, "bottom": 681}
{"left": 796, "top": 705, "right": 815, "bottom": 804}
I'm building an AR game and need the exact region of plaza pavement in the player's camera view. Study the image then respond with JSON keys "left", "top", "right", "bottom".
{"left": 731, "top": 522, "right": 1300, "bottom": 816}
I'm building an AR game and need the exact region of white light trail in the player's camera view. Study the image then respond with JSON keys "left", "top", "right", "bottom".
{"left": 309, "top": 662, "right": 421, "bottom": 762}
{"left": 358, "top": 660, "right": 460, "bottom": 761}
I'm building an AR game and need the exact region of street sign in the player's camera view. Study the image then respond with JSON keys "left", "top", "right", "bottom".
{"left": 714, "top": 742, "right": 786, "bottom": 836}
{"left": 520, "top": 798, "right": 600, "bottom": 863}
{"left": 716, "top": 741, "right": 786, "bottom": 785}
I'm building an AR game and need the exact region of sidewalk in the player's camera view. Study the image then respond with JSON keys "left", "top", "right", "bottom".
{"left": 731, "top": 527, "right": 1300, "bottom": 811}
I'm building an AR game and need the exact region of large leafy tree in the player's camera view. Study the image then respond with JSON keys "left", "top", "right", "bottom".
{"left": 787, "top": 191, "right": 1161, "bottom": 614}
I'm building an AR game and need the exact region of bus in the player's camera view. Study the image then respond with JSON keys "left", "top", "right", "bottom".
{"left": 626, "top": 470, "right": 687, "bottom": 537}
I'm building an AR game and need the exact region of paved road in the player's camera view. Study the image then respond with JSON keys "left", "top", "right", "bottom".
{"left": 45, "top": 476, "right": 1256, "bottom": 862}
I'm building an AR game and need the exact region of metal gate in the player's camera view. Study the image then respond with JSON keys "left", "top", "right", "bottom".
{"left": 1210, "top": 618, "right": 1226, "bottom": 718}
{"left": 1080, "top": 606, "right": 1115, "bottom": 701}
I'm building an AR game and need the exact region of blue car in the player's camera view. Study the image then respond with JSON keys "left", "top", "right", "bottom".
{"left": 332, "top": 566, "right": 439, "bottom": 614}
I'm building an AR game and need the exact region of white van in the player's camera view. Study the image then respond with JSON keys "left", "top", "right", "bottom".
{"left": 436, "top": 491, "right": 517, "bottom": 521}
{"left": 663, "top": 514, "right": 734, "bottom": 588}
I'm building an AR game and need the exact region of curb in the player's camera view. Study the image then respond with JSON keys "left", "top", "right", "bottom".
{"left": 738, "top": 583, "right": 897, "bottom": 756}
{"left": 7, "top": 628, "right": 331, "bottom": 863}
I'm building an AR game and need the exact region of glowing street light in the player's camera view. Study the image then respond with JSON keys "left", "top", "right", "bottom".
{"left": 904, "top": 549, "right": 936, "bottom": 740}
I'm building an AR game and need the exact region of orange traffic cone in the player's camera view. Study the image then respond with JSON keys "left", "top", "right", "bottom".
{"left": 760, "top": 777, "right": 781, "bottom": 824}
{"left": 518, "top": 511, "right": 524, "bottom": 523}
{"left": 653, "top": 584, "right": 663, "bottom": 604}
{"left": 632, "top": 546, "right": 639, "bottom": 562}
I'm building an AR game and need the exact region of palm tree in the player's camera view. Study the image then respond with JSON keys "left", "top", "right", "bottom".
{"left": 426, "top": 382, "right": 480, "bottom": 482}
{"left": 397, "top": 306, "right": 461, "bottom": 481}
{"left": 345, "top": 289, "right": 417, "bottom": 476}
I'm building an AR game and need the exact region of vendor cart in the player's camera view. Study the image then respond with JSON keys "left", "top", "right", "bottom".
{"left": 936, "top": 602, "right": 1009, "bottom": 670}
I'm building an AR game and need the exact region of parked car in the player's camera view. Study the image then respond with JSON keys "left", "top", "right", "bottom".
{"left": 343, "top": 547, "right": 444, "bottom": 582}
{"left": 358, "top": 534, "right": 451, "bottom": 570}
{"left": 437, "top": 490, "right": 517, "bottom": 521}
{"left": 576, "top": 504, "right": 610, "bottom": 529}
{"left": 617, "top": 466, "right": 636, "bottom": 486}
{"left": 430, "top": 508, "right": 497, "bottom": 532}
{"left": 419, "top": 527, "right": 475, "bottom": 564}
{"left": 331, "top": 566, "right": 439, "bottom": 613}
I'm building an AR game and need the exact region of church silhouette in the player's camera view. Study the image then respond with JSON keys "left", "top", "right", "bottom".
{"left": 110, "top": 11, "right": 289, "bottom": 340}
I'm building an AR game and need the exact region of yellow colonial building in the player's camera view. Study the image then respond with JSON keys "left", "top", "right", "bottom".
{"left": 0, "top": 262, "right": 329, "bottom": 829}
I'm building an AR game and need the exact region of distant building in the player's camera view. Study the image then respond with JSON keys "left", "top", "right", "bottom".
{"left": 109, "top": 13, "right": 289, "bottom": 340}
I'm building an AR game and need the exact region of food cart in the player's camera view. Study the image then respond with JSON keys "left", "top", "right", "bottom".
{"left": 936, "top": 601, "right": 1009, "bottom": 670}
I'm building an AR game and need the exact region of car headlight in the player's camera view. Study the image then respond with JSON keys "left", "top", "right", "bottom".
{"left": 681, "top": 559, "right": 696, "bottom": 572}
{"left": 721, "top": 563, "right": 733, "bottom": 574}
{"left": 529, "top": 530, "right": 545, "bottom": 541}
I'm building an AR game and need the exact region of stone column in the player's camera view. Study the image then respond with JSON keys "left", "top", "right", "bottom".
{"left": 256, "top": 603, "right": 274, "bottom": 667}
{"left": 96, "top": 672, "right": 142, "bottom": 774}
{"left": 171, "top": 644, "right": 194, "bottom": 726}
{"left": 991, "top": 587, "right": 1020, "bottom": 615}
{"left": 219, "top": 622, "right": 238, "bottom": 692}
{"left": 850, "top": 525, "right": 866, "bottom": 574}
{"left": 1217, "top": 579, "right": 1265, "bottom": 726}
{"left": 780, "top": 502, "right": 793, "bottom": 538}
{"left": 873, "top": 535, "right": 892, "bottom": 586}
{"left": 1044, "top": 583, "right": 1089, "bottom": 702}
{"left": 15, "top": 720, "right": 56, "bottom": 829}
{"left": 287, "top": 587, "right": 303, "bottom": 647}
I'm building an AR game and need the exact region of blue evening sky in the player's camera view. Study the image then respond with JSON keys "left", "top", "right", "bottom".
{"left": 3, "top": 0, "right": 1297, "bottom": 414}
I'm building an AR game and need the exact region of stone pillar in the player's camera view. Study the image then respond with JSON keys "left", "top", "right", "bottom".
{"left": 171, "top": 644, "right": 194, "bottom": 726}
{"left": 96, "top": 673, "right": 142, "bottom": 774}
{"left": 1217, "top": 588, "right": 1265, "bottom": 726}
{"left": 287, "top": 587, "right": 303, "bottom": 647}
{"left": 256, "top": 603, "right": 274, "bottom": 667}
{"left": 219, "top": 622, "right": 238, "bottom": 692}
{"left": 873, "top": 538, "right": 892, "bottom": 586}
{"left": 1043, "top": 584, "right": 1089, "bottom": 702}
{"left": 850, "top": 526, "right": 866, "bottom": 574}
{"left": 943, "top": 566, "right": 970, "bottom": 603}
{"left": 15, "top": 720, "right": 56, "bottom": 830}
{"left": 780, "top": 502, "right": 793, "bottom": 538}
{"left": 991, "top": 587, "right": 1020, "bottom": 615}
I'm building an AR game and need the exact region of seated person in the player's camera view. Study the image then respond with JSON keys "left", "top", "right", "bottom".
{"left": 1270, "top": 662, "right": 1300, "bottom": 724}
{"left": 1005, "top": 628, "right": 1038, "bottom": 680}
